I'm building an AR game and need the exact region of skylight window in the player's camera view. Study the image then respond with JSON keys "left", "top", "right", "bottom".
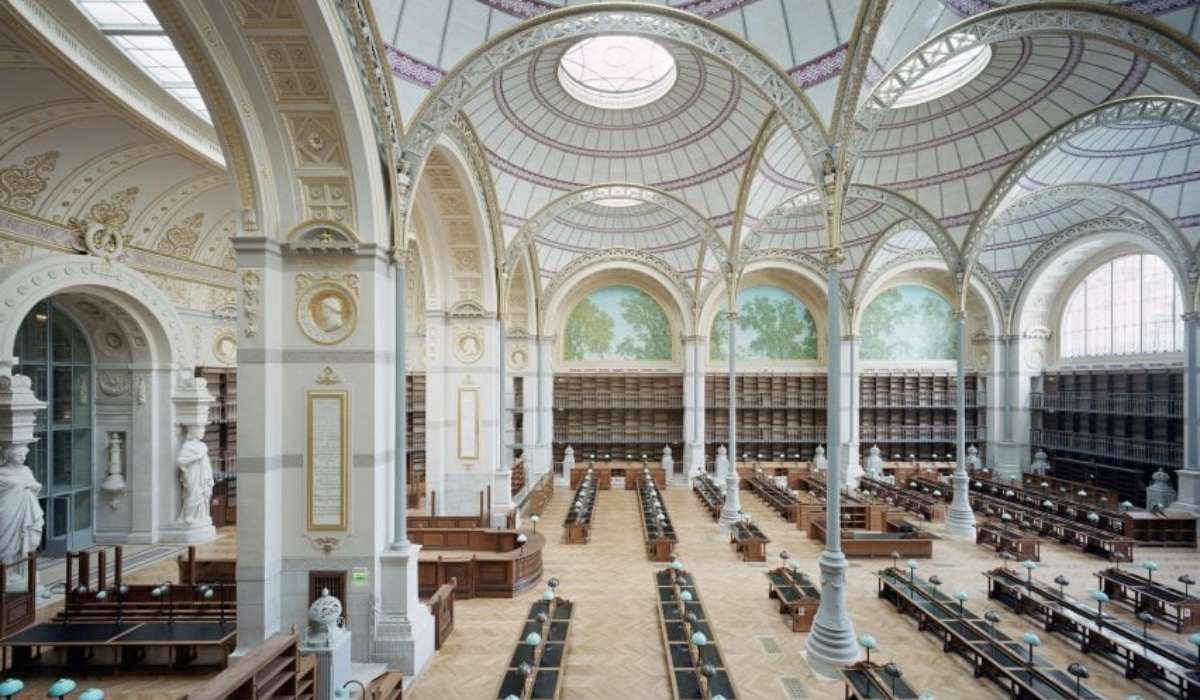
{"left": 558, "top": 36, "right": 677, "bottom": 110}
{"left": 594, "top": 197, "right": 643, "bottom": 208}
{"left": 892, "top": 43, "right": 991, "bottom": 109}
{"left": 73, "top": 0, "right": 210, "bottom": 121}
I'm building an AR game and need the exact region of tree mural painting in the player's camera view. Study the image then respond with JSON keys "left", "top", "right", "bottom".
{"left": 564, "top": 286, "right": 672, "bottom": 361}
{"left": 860, "top": 285, "right": 957, "bottom": 360}
{"left": 710, "top": 285, "right": 818, "bottom": 361}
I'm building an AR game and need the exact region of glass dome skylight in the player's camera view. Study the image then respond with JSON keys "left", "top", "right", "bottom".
{"left": 558, "top": 36, "right": 677, "bottom": 110}
{"left": 892, "top": 43, "right": 991, "bottom": 109}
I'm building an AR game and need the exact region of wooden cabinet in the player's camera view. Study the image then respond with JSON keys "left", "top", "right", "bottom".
{"left": 553, "top": 374, "right": 684, "bottom": 473}
{"left": 1123, "top": 511, "right": 1197, "bottom": 547}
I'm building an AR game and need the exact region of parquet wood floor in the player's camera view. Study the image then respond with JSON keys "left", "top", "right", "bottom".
{"left": 16, "top": 489, "right": 1199, "bottom": 699}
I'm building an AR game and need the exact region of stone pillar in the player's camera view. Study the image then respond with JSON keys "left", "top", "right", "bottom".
{"left": 945, "top": 312, "right": 977, "bottom": 539}
{"left": 806, "top": 254, "right": 859, "bottom": 678}
{"left": 1171, "top": 312, "right": 1200, "bottom": 515}
{"left": 160, "top": 372, "right": 217, "bottom": 544}
{"left": 841, "top": 335, "right": 863, "bottom": 490}
{"left": 988, "top": 335, "right": 1020, "bottom": 482}
{"left": 535, "top": 336, "right": 555, "bottom": 483}
{"left": 391, "top": 250, "right": 408, "bottom": 550}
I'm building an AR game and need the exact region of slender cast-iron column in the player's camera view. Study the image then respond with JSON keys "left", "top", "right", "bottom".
{"left": 806, "top": 255, "right": 859, "bottom": 677}
{"left": 1171, "top": 313, "right": 1200, "bottom": 513}
{"left": 391, "top": 249, "right": 409, "bottom": 550}
{"left": 945, "top": 312, "right": 977, "bottom": 538}
{"left": 719, "top": 308, "right": 743, "bottom": 530}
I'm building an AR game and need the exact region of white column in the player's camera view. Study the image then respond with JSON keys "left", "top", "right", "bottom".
{"left": 806, "top": 257, "right": 859, "bottom": 678}
{"left": 536, "top": 336, "right": 555, "bottom": 483}
{"left": 718, "top": 312, "right": 743, "bottom": 530}
{"left": 988, "top": 335, "right": 1020, "bottom": 481}
{"left": 390, "top": 251, "right": 408, "bottom": 549}
{"left": 842, "top": 335, "right": 863, "bottom": 489}
{"left": 683, "top": 335, "right": 706, "bottom": 476}
{"left": 1171, "top": 312, "right": 1200, "bottom": 515}
{"left": 945, "top": 312, "right": 978, "bottom": 539}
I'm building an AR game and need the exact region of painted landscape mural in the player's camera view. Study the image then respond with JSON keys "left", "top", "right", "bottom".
{"left": 564, "top": 285, "right": 672, "bottom": 361}
{"left": 710, "top": 285, "right": 818, "bottom": 361}
{"left": 860, "top": 284, "right": 957, "bottom": 360}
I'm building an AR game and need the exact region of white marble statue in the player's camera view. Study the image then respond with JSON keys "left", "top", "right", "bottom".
{"left": 1030, "top": 449, "right": 1049, "bottom": 476}
{"left": 865, "top": 444, "right": 884, "bottom": 478}
{"left": 813, "top": 444, "right": 828, "bottom": 471}
{"left": 563, "top": 445, "right": 576, "bottom": 473}
{"left": 715, "top": 445, "right": 729, "bottom": 480}
{"left": 661, "top": 445, "right": 673, "bottom": 473}
{"left": 176, "top": 429, "right": 215, "bottom": 525}
{"left": 965, "top": 444, "right": 982, "bottom": 472}
{"left": 0, "top": 444, "right": 44, "bottom": 566}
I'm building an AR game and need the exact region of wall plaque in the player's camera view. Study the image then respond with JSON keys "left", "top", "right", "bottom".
{"left": 308, "top": 390, "right": 348, "bottom": 530}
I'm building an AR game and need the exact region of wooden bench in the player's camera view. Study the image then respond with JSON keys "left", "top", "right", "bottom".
{"left": 177, "top": 546, "right": 236, "bottom": 585}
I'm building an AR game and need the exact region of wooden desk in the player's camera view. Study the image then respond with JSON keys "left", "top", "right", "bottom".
{"left": 495, "top": 598, "right": 572, "bottom": 700}
{"left": 1096, "top": 567, "right": 1200, "bottom": 633}
{"left": 976, "top": 524, "right": 1040, "bottom": 562}
{"left": 570, "top": 464, "right": 665, "bottom": 490}
{"left": 655, "top": 569, "right": 737, "bottom": 700}
{"left": 766, "top": 568, "right": 820, "bottom": 632}
{"left": 840, "top": 661, "right": 925, "bottom": 699}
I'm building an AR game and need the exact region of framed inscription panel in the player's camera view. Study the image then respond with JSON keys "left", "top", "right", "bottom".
{"left": 458, "top": 386, "right": 479, "bottom": 460}
{"left": 308, "top": 390, "right": 348, "bottom": 530}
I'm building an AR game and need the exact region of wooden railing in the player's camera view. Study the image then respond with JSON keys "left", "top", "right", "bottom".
{"left": 184, "top": 632, "right": 315, "bottom": 700}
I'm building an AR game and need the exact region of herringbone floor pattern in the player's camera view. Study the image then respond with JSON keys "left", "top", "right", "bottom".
{"left": 406, "top": 481, "right": 1191, "bottom": 699}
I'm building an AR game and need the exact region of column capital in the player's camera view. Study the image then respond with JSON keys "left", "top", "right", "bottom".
{"left": 1182, "top": 311, "right": 1200, "bottom": 323}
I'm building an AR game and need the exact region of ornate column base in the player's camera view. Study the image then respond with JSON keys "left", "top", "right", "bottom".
{"left": 805, "top": 551, "right": 860, "bottom": 679}
{"left": 717, "top": 467, "right": 742, "bottom": 534}
{"left": 944, "top": 471, "right": 978, "bottom": 540}
{"left": 1170, "top": 470, "right": 1200, "bottom": 518}
{"left": 376, "top": 547, "right": 435, "bottom": 676}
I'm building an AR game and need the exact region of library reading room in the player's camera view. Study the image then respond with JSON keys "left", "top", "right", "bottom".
{"left": 1, "top": 1, "right": 1200, "bottom": 698}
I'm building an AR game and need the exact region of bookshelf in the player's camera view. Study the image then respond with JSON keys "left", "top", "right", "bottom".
{"left": 199, "top": 367, "right": 237, "bottom": 527}
{"left": 859, "top": 371, "right": 984, "bottom": 463}
{"left": 407, "top": 373, "right": 426, "bottom": 508}
{"left": 704, "top": 374, "right": 827, "bottom": 466}
{"left": 1031, "top": 368, "right": 1183, "bottom": 503}
{"left": 553, "top": 374, "right": 684, "bottom": 472}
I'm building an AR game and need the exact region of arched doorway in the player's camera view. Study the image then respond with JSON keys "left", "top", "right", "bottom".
{"left": 14, "top": 300, "right": 94, "bottom": 558}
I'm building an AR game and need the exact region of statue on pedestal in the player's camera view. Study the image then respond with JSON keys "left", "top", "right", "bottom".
{"left": 965, "top": 444, "right": 982, "bottom": 472}
{"left": 661, "top": 445, "right": 673, "bottom": 473}
{"left": 177, "top": 428, "right": 215, "bottom": 525}
{"left": 813, "top": 445, "right": 828, "bottom": 471}
{"left": 714, "top": 445, "right": 728, "bottom": 480}
{"left": 1030, "top": 449, "right": 1049, "bottom": 476}
{"left": 563, "top": 445, "right": 575, "bottom": 473}
{"left": 865, "top": 444, "right": 884, "bottom": 478}
{"left": 0, "top": 444, "right": 43, "bottom": 567}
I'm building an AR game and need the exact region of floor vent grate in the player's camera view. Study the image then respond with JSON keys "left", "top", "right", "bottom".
{"left": 760, "top": 636, "right": 782, "bottom": 654}
{"left": 781, "top": 676, "right": 807, "bottom": 698}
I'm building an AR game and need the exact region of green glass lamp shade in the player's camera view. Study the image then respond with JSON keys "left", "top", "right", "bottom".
{"left": 46, "top": 679, "right": 77, "bottom": 698}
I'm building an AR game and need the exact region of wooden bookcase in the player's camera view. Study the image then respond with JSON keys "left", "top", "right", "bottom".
{"left": 184, "top": 632, "right": 316, "bottom": 700}
{"left": 407, "top": 372, "right": 426, "bottom": 507}
{"left": 553, "top": 374, "right": 684, "bottom": 472}
{"left": 704, "top": 373, "right": 827, "bottom": 466}
{"left": 1123, "top": 511, "right": 1197, "bottom": 547}
{"left": 1031, "top": 369, "right": 1183, "bottom": 503}
{"left": 858, "top": 371, "right": 984, "bottom": 463}
{"left": 199, "top": 367, "right": 238, "bottom": 527}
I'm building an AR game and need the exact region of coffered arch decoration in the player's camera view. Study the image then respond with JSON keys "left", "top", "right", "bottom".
{"left": 399, "top": 3, "right": 833, "bottom": 222}
{"left": 414, "top": 145, "right": 497, "bottom": 313}
{"left": 0, "top": 256, "right": 191, "bottom": 370}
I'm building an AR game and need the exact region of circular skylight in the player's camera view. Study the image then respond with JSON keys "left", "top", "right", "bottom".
{"left": 892, "top": 43, "right": 992, "bottom": 109}
{"left": 558, "top": 36, "right": 677, "bottom": 110}
{"left": 593, "top": 197, "right": 643, "bottom": 208}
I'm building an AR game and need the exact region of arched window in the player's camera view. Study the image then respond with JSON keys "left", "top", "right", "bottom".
{"left": 1060, "top": 254, "right": 1183, "bottom": 358}
{"left": 14, "top": 300, "right": 94, "bottom": 557}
